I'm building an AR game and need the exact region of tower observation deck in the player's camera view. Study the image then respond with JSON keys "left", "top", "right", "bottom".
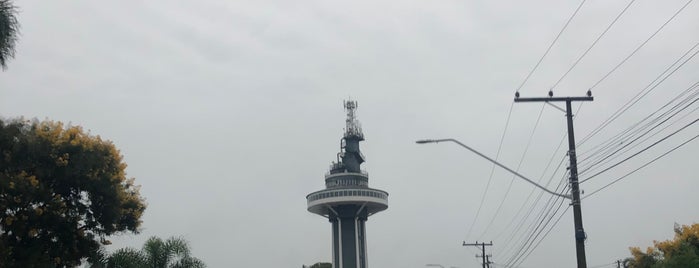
{"left": 306, "top": 100, "right": 388, "bottom": 268}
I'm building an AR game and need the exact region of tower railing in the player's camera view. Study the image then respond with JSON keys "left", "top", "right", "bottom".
{"left": 325, "top": 168, "right": 369, "bottom": 177}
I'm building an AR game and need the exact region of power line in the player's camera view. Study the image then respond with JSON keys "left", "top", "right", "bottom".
{"left": 497, "top": 171, "right": 569, "bottom": 260}
{"left": 581, "top": 104, "right": 699, "bottom": 177}
{"left": 580, "top": 116, "right": 699, "bottom": 184}
{"left": 493, "top": 2, "right": 695, "bottom": 266}
{"left": 465, "top": 103, "right": 515, "bottom": 241}
{"left": 513, "top": 95, "right": 593, "bottom": 268}
{"left": 476, "top": 0, "right": 588, "bottom": 242}
{"left": 481, "top": 0, "right": 586, "bottom": 247}
{"left": 588, "top": 262, "right": 616, "bottom": 268}
{"left": 587, "top": 0, "right": 694, "bottom": 91}
{"left": 580, "top": 84, "right": 699, "bottom": 169}
{"left": 498, "top": 178, "right": 568, "bottom": 263}
{"left": 505, "top": 187, "right": 570, "bottom": 267}
{"left": 578, "top": 40, "right": 699, "bottom": 147}
{"left": 498, "top": 105, "right": 581, "bottom": 264}
{"left": 579, "top": 80, "right": 699, "bottom": 173}
{"left": 514, "top": 0, "right": 587, "bottom": 93}
{"left": 512, "top": 205, "right": 571, "bottom": 268}
{"left": 550, "top": 0, "right": 637, "bottom": 90}
{"left": 478, "top": 104, "right": 546, "bottom": 240}
{"left": 493, "top": 146, "right": 567, "bottom": 242}
{"left": 494, "top": 104, "right": 582, "bottom": 245}
{"left": 579, "top": 89, "right": 699, "bottom": 175}
{"left": 579, "top": 80, "right": 699, "bottom": 166}
{"left": 583, "top": 131, "right": 699, "bottom": 199}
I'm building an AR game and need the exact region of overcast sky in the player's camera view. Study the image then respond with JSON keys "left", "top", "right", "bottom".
{"left": 1, "top": 1, "right": 698, "bottom": 267}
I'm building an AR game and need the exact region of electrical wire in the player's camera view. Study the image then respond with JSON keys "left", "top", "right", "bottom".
{"left": 587, "top": 0, "right": 694, "bottom": 91}
{"left": 580, "top": 84, "right": 699, "bottom": 168}
{"left": 580, "top": 89, "right": 699, "bottom": 175}
{"left": 578, "top": 40, "right": 699, "bottom": 147}
{"left": 589, "top": 263, "right": 616, "bottom": 268}
{"left": 497, "top": 170, "right": 568, "bottom": 261}
{"left": 476, "top": 0, "right": 586, "bottom": 246}
{"left": 583, "top": 131, "right": 699, "bottom": 199}
{"left": 550, "top": 0, "right": 637, "bottom": 90}
{"left": 582, "top": 104, "right": 699, "bottom": 177}
{"left": 494, "top": 104, "right": 582, "bottom": 245}
{"left": 581, "top": 116, "right": 699, "bottom": 184}
{"left": 465, "top": 103, "right": 515, "bottom": 241}
{"left": 504, "top": 186, "right": 570, "bottom": 267}
{"left": 498, "top": 168, "right": 569, "bottom": 258}
{"left": 579, "top": 79, "right": 699, "bottom": 166}
{"left": 493, "top": 147, "right": 567, "bottom": 242}
{"left": 495, "top": 103, "right": 582, "bottom": 260}
{"left": 514, "top": 0, "right": 588, "bottom": 93}
{"left": 508, "top": 188, "right": 569, "bottom": 266}
{"left": 512, "top": 205, "right": 571, "bottom": 268}
{"left": 478, "top": 104, "right": 546, "bottom": 240}
{"left": 477, "top": 0, "right": 587, "bottom": 241}
{"left": 492, "top": 2, "right": 695, "bottom": 265}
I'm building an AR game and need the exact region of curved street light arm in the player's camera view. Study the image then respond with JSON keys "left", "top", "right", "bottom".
{"left": 416, "top": 138, "right": 572, "bottom": 199}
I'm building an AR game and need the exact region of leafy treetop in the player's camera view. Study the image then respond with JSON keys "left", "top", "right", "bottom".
{"left": 0, "top": 118, "right": 146, "bottom": 267}
{"left": 625, "top": 223, "right": 699, "bottom": 268}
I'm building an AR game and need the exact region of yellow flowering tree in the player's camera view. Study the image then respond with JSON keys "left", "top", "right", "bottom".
{"left": 0, "top": 119, "right": 146, "bottom": 267}
{"left": 625, "top": 223, "right": 699, "bottom": 268}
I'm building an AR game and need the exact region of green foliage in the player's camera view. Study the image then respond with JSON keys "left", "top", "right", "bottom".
{"left": 0, "top": 118, "right": 146, "bottom": 267}
{"left": 0, "top": 0, "right": 19, "bottom": 69}
{"left": 625, "top": 223, "right": 699, "bottom": 268}
{"left": 91, "top": 236, "right": 206, "bottom": 268}
{"left": 309, "top": 263, "right": 331, "bottom": 268}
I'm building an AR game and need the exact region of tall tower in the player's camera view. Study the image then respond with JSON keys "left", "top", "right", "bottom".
{"left": 306, "top": 100, "right": 389, "bottom": 268}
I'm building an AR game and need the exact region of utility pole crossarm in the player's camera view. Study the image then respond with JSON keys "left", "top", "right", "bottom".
{"left": 514, "top": 96, "right": 593, "bottom": 102}
{"left": 464, "top": 241, "right": 493, "bottom": 268}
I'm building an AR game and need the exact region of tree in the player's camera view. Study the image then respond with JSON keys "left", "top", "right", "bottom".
{"left": 625, "top": 247, "right": 660, "bottom": 268}
{"left": 624, "top": 223, "right": 699, "bottom": 268}
{"left": 308, "top": 263, "right": 331, "bottom": 268}
{"left": 90, "top": 236, "right": 206, "bottom": 268}
{"left": 0, "top": 0, "right": 19, "bottom": 69}
{"left": 0, "top": 119, "right": 146, "bottom": 267}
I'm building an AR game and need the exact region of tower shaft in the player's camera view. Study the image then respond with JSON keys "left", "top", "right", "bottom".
{"left": 331, "top": 205, "right": 368, "bottom": 268}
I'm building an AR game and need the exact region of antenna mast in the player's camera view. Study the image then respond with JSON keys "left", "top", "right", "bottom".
{"left": 344, "top": 100, "right": 364, "bottom": 139}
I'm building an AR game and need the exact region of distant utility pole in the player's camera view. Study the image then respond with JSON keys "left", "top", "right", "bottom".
{"left": 514, "top": 91, "right": 593, "bottom": 268}
{"left": 476, "top": 254, "right": 493, "bottom": 268}
{"left": 464, "top": 241, "right": 493, "bottom": 268}
{"left": 617, "top": 259, "right": 627, "bottom": 268}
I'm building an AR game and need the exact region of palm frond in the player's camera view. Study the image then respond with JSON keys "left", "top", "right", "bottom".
{"left": 107, "top": 248, "right": 147, "bottom": 268}
{"left": 0, "top": 0, "right": 20, "bottom": 69}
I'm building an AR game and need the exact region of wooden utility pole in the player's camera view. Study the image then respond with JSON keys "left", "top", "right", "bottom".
{"left": 476, "top": 254, "right": 493, "bottom": 268}
{"left": 514, "top": 92, "right": 593, "bottom": 268}
{"left": 464, "top": 241, "right": 493, "bottom": 268}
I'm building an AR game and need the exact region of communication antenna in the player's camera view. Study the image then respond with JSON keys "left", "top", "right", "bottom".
{"left": 344, "top": 100, "right": 364, "bottom": 139}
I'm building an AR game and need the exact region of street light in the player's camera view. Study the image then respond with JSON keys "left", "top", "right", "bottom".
{"left": 416, "top": 138, "right": 570, "bottom": 199}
